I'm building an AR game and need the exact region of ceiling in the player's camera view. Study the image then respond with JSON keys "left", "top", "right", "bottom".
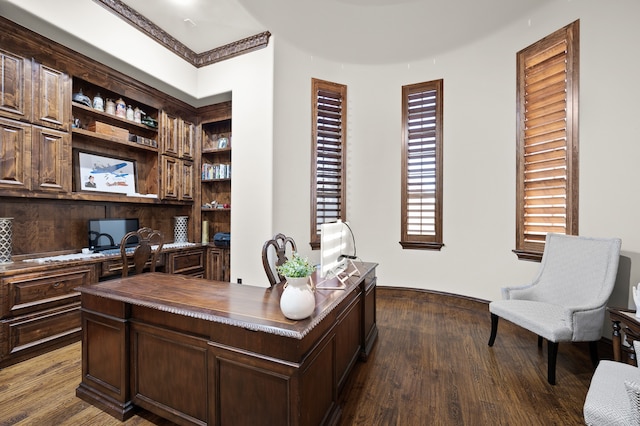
{"left": 118, "top": 0, "right": 554, "bottom": 65}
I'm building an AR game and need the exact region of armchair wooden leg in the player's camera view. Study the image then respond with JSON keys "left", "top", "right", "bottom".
{"left": 488, "top": 313, "right": 499, "bottom": 346}
{"left": 589, "top": 341, "right": 599, "bottom": 368}
{"left": 547, "top": 341, "right": 558, "bottom": 385}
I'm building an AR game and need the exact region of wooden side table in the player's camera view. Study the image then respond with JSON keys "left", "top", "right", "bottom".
{"left": 608, "top": 307, "right": 640, "bottom": 365}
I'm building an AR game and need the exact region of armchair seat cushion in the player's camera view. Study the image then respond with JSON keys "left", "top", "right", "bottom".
{"left": 489, "top": 300, "right": 572, "bottom": 342}
{"left": 584, "top": 360, "right": 640, "bottom": 425}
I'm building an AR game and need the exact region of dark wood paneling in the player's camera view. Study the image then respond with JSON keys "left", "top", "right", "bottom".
{"left": 210, "top": 344, "right": 294, "bottom": 425}
{"left": 0, "top": 198, "right": 191, "bottom": 256}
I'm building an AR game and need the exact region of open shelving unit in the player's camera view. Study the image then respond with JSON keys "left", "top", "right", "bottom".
{"left": 71, "top": 77, "right": 160, "bottom": 202}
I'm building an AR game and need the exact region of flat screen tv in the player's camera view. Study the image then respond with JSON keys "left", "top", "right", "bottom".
{"left": 88, "top": 218, "right": 139, "bottom": 252}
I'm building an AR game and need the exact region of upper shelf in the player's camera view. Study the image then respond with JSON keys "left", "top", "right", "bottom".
{"left": 72, "top": 128, "right": 158, "bottom": 153}
{"left": 72, "top": 102, "right": 158, "bottom": 133}
{"left": 202, "top": 147, "right": 231, "bottom": 155}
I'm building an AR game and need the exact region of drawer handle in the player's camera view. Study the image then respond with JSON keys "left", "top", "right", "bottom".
{"left": 52, "top": 282, "right": 62, "bottom": 288}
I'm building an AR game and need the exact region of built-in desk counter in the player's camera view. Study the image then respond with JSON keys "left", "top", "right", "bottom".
{"left": 76, "top": 262, "right": 378, "bottom": 426}
{"left": 0, "top": 244, "right": 210, "bottom": 368}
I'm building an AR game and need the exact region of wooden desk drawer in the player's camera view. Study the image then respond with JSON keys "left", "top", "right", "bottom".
{"left": 100, "top": 255, "right": 165, "bottom": 278}
{"left": 168, "top": 249, "right": 205, "bottom": 276}
{"left": 0, "top": 302, "right": 81, "bottom": 362}
{"left": 0, "top": 266, "right": 92, "bottom": 318}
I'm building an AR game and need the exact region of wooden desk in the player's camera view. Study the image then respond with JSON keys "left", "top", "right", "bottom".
{"left": 75, "top": 262, "right": 378, "bottom": 426}
{"left": 608, "top": 307, "right": 640, "bottom": 365}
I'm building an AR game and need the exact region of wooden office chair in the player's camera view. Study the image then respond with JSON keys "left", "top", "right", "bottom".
{"left": 120, "top": 227, "right": 164, "bottom": 277}
{"left": 262, "top": 233, "right": 297, "bottom": 286}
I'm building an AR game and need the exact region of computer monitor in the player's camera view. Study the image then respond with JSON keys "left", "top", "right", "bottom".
{"left": 88, "top": 218, "right": 139, "bottom": 252}
{"left": 319, "top": 220, "right": 356, "bottom": 279}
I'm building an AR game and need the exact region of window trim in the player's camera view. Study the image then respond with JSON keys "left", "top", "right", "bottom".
{"left": 514, "top": 20, "right": 579, "bottom": 261}
{"left": 400, "top": 79, "right": 444, "bottom": 250}
{"left": 310, "top": 78, "right": 347, "bottom": 249}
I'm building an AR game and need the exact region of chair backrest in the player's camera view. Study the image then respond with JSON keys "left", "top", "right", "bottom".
{"left": 532, "top": 233, "right": 621, "bottom": 307}
{"left": 262, "top": 233, "right": 297, "bottom": 286}
{"left": 120, "top": 227, "right": 164, "bottom": 277}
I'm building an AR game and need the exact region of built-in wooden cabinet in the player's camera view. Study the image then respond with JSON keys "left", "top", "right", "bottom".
{"left": 208, "top": 247, "right": 230, "bottom": 281}
{"left": 160, "top": 155, "right": 195, "bottom": 201}
{"left": 32, "top": 62, "right": 71, "bottom": 131}
{"left": 0, "top": 17, "right": 243, "bottom": 367}
{"left": 0, "top": 48, "right": 32, "bottom": 123}
{"left": 32, "top": 126, "right": 71, "bottom": 193}
{"left": 0, "top": 117, "right": 31, "bottom": 190}
{"left": 0, "top": 49, "right": 70, "bottom": 195}
{"left": 159, "top": 110, "right": 195, "bottom": 201}
{"left": 0, "top": 263, "right": 95, "bottom": 367}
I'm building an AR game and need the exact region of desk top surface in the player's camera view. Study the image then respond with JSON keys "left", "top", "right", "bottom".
{"left": 76, "top": 262, "right": 376, "bottom": 339}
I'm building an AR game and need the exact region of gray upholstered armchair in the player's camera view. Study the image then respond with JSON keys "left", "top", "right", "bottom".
{"left": 584, "top": 340, "right": 640, "bottom": 425}
{"left": 488, "top": 233, "right": 622, "bottom": 384}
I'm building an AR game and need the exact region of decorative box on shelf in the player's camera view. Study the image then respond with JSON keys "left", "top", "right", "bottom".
{"left": 129, "top": 134, "right": 158, "bottom": 148}
{"left": 88, "top": 121, "right": 129, "bottom": 140}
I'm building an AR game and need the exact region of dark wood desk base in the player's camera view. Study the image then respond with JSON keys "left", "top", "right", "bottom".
{"left": 76, "top": 263, "right": 377, "bottom": 426}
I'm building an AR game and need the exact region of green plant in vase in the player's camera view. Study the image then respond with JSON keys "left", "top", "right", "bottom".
{"left": 276, "top": 252, "right": 315, "bottom": 278}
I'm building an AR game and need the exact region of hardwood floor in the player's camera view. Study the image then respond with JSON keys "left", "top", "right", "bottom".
{"left": 0, "top": 287, "right": 603, "bottom": 425}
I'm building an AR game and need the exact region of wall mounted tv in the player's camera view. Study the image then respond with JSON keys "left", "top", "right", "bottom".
{"left": 88, "top": 218, "right": 139, "bottom": 252}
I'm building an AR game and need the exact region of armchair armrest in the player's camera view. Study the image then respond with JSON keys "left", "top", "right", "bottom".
{"left": 566, "top": 303, "right": 608, "bottom": 341}
{"left": 501, "top": 282, "right": 537, "bottom": 300}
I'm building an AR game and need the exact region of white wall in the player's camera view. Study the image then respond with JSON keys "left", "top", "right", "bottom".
{"left": 272, "top": 0, "right": 640, "bottom": 304}
{"left": 196, "top": 45, "right": 275, "bottom": 286}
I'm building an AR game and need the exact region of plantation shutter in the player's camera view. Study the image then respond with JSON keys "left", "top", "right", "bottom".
{"left": 515, "top": 21, "right": 579, "bottom": 258}
{"left": 311, "top": 79, "right": 347, "bottom": 248}
{"left": 400, "top": 79, "right": 443, "bottom": 250}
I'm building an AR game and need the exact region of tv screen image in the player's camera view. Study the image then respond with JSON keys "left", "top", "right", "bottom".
{"left": 88, "top": 218, "right": 139, "bottom": 252}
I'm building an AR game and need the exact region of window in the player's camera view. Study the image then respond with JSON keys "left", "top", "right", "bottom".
{"left": 310, "top": 78, "right": 347, "bottom": 249}
{"left": 400, "top": 79, "right": 444, "bottom": 250}
{"left": 514, "top": 20, "right": 579, "bottom": 260}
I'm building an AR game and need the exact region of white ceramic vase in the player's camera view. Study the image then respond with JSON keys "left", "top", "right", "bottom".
{"left": 280, "top": 276, "right": 316, "bottom": 320}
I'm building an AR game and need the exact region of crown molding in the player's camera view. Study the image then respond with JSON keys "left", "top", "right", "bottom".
{"left": 93, "top": 0, "right": 271, "bottom": 68}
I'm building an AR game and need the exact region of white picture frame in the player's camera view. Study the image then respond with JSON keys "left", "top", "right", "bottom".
{"left": 76, "top": 151, "right": 137, "bottom": 195}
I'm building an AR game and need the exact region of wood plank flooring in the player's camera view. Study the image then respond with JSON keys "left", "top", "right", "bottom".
{"left": 0, "top": 287, "right": 603, "bottom": 425}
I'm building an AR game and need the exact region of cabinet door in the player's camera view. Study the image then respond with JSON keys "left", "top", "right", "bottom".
{"left": 208, "top": 248, "right": 229, "bottom": 281}
{"left": 180, "top": 119, "right": 195, "bottom": 160}
{"left": 0, "top": 117, "right": 31, "bottom": 191}
{"left": 0, "top": 49, "right": 32, "bottom": 122}
{"left": 161, "top": 156, "right": 194, "bottom": 201}
{"left": 180, "top": 160, "right": 194, "bottom": 201}
{"left": 160, "top": 110, "right": 179, "bottom": 156}
{"left": 32, "top": 126, "right": 70, "bottom": 192}
{"left": 160, "top": 155, "right": 179, "bottom": 200}
{"left": 32, "top": 62, "right": 70, "bottom": 131}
